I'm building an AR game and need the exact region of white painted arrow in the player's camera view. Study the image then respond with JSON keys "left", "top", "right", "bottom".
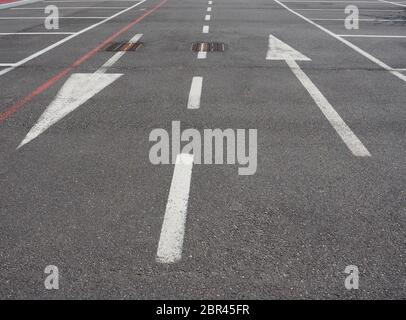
{"left": 266, "top": 34, "right": 370, "bottom": 157}
{"left": 17, "top": 33, "right": 143, "bottom": 149}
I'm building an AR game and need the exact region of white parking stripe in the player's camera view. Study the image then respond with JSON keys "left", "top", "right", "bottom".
{"left": 0, "top": 32, "right": 75, "bottom": 35}
{"left": 202, "top": 25, "right": 209, "bottom": 33}
{"left": 0, "top": 0, "right": 147, "bottom": 77}
{"left": 378, "top": 0, "right": 406, "bottom": 7}
{"left": 156, "top": 154, "right": 194, "bottom": 264}
{"left": 286, "top": 59, "right": 370, "bottom": 157}
{"left": 12, "top": 7, "right": 129, "bottom": 9}
{"left": 205, "top": 14, "right": 211, "bottom": 21}
{"left": 275, "top": 0, "right": 406, "bottom": 83}
{"left": 187, "top": 77, "right": 203, "bottom": 109}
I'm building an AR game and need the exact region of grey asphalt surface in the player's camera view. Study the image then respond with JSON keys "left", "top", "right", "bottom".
{"left": 0, "top": 0, "right": 405, "bottom": 299}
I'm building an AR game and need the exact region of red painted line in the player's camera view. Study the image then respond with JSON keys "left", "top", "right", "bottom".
{"left": 0, "top": 0, "right": 168, "bottom": 123}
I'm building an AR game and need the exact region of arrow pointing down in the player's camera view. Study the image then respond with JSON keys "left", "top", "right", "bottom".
{"left": 266, "top": 34, "right": 370, "bottom": 157}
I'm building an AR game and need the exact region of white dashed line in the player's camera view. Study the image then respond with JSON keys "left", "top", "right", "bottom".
{"left": 207, "top": 7, "right": 211, "bottom": 11}
{"left": 156, "top": 154, "right": 194, "bottom": 264}
{"left": 378, "top": 0, "right": 406, "bottom": 7}
{"left": 202, "top": 25, "right": 209, "bottom": 33}
{"left": 337, "top": 34, "right": 406, "bottom": 38}
{"left": 208, "top": 0, "right": 212, "bottom": 4}
{"left": 187, "top": 77, "right": 203, "bottom": 109}
{"left": 205, "top": 14, "right": 211, "bottom": 21}
{"left": 0, "top": 32, "right": 76, "bottom": 35}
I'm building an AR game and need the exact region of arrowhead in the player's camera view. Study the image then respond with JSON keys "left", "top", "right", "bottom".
{"left": 266, "top": 35, "right": 311, "bottom": 61}
{"left": 17, "top": 72, "right": 122, "bottom": 149}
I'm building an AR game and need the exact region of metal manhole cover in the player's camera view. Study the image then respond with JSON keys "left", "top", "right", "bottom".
{"left": 191, "top": 42, "right": 225, "bottom": 52}
{"left": 104, "top": 42, "right": 142, "bottom": 52}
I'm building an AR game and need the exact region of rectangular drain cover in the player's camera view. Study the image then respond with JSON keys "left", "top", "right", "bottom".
{"left": 191, "top": 42, "right": 225, "bottom": 52}
{"left": 104, "top": 42, "right": 142, "bottom": 52}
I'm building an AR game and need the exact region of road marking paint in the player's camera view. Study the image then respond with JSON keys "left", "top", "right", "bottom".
{"left": 0, "top": 0, "right": 147, "bottom": 77}
{"left": 311, "top": 18, "right": 406, "bottom": 21}
{"left": 205, "top": 14, "right": 211, "bottom": 21}
{"left": 0, "top": 0, "right": 168, "bottom": 123}
{"left": 378, "top": 0, "right": 406, "bottom": 7}
{"left": 156, "top": 153, "right": 194, "bottom": 264}
{"left": 267, "top": 34, "right": 310, "bottom": 61}
{"left": 337, "top": 34, "right": 406, "bottom": 38}
{"left": 267, "top": 34, "right": 370, "bottom": 157}
{"left": 95, "top": 33, "right": 142, "bottom": 73}
{"left": 0, "top": 32, "right": 76, "bottom": 35}
{"left": 0, "top": 63, "right": 15, "bottom": 67}
{"left": 0, "top": 16, "right": 109, "bottom": 19}
{"left": 17, "top": 34, "right": 143, "bottom": 148}
{"left": 208, "top": 0, "right": 212, "bottom": 4}
{"left": 17, "top": 73, "right": 122, "bottom": 149}
{"left": 274, "top": 0, "right": 406, "bottom": 83}
{"left": 202, "top": 25, "right": 209, "bottom": 33}
{"left": 12, "top": 6, "right": 130, "bottom": 9}
{"left": 207, "top": 7, "right": 211, "bottom": 11}
{"left": 286, "top": 59, "right": 370, "bottom": 157}
{"left": 197, "top": 50, "right": 207, "bottom": 59}
{"left": 296, "top": 8, "right": 402, "bottom": 11}
{"left": 279, "top": 0, "right": 402, "bottom": 2}
{"left": 187, "top": 77, "right": 203, "bottom": 109}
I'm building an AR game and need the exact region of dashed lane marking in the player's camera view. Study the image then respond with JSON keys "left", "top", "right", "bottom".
{"left": 156, "top": 154, "right": 194, "bottom": 264}
{"left": 187, "top": 76, "right": 203, "bottom": 109}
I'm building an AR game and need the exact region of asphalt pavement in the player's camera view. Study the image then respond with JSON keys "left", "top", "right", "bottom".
{"left": 0, "top": 0, "right": 405, "bottom": 299}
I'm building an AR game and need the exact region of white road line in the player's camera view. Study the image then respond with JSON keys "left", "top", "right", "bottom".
{"left": 208, "top": 0, "right": 212, "bottom": 4}
{"left": 378, "top": 0, "right": 406, "bottom": 7}
{"left": 337, "top": 34, "right": 406, "bottom": 38}
{"left": 286, "top": 59, "right": 370, "bottom": 157}
{"left": 205, "top": 14, "right": 211, "bottom": 21}
{"left": 0, "top": 63, "right": 15, "bottom": 67}
{"left": 0, "top": 32, "right": 75, "bottom": 35}
{"left": 17, "top": 33, "right": 141, "bottom": 149}
{"left": 187, "top": 77, "right": 203, "bottom": 109}
{"left": 202, "top": 25, "right": 209, "bottom": 33}
{"left": 311, "top": 18, "right": 406, "bottom": 21}
{"left": 296, "top": 8, "right": 403, "bottom": 11}
{"left": 280, "top": 0, "right": 402, "bottom": 2}
{"left": 207, "top": 7, "right": 211, "bottom": 11}
{"left": 289, "top": 63, "right": 371, "bottom": 157}
{"left": 95, "top": 33, "right": 142, "bottom": 73}
{"left": 12, "top": 7, "right": 129, "bottom": 9}
{"left": 197, "top": 50, "right": 207, "bottom": 59}
{"left": 274, "top": 0, "right": 406, "bottom": 83}
{"left": 0, "top": 16, "right": 109, "bottom": 19}
{"left": 156, "top": 153, "right": 194, "bottom": 264}
{"left": 0, "top": 0, "right": 147, "bottom": 77}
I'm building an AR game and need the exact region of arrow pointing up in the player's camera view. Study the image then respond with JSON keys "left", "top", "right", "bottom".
{"left": 17, "top": 72, "right": 122, "bottom": 149}
{"left": 266, "top": 35, "right": 311, "bottom": 61}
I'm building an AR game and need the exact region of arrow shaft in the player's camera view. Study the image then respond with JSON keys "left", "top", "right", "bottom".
{"left": 285, "top": 59, "right": 370, "bottom": 157}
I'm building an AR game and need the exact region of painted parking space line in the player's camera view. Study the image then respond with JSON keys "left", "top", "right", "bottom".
{"left": 274, "top": 0, "right": 406, "bottom": 83}
{"left": 0, "top": 16, "right": 109, "bottom": 19}
{"left": 0, "top": 32, "right": 76, "bottom": 35}
{"left": 378, "top": 0, "right": 406, "bottom": 7}
{"left": 187, "top": 76, "right": 203, "bottom": 109}
{"left": 202, "top": 25, "right": 209, "bottom": 33}
{"left": 337, "top": 34, "right": 406, "bottom": 38}
{"left": 267, "top": 35, "right": 371, "bottom": 157}
{"left": 0, "top": 0, "right": 147, "bottom": 77}
{"left": 156, "top": 153, "right": 194, "bottom": 264}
